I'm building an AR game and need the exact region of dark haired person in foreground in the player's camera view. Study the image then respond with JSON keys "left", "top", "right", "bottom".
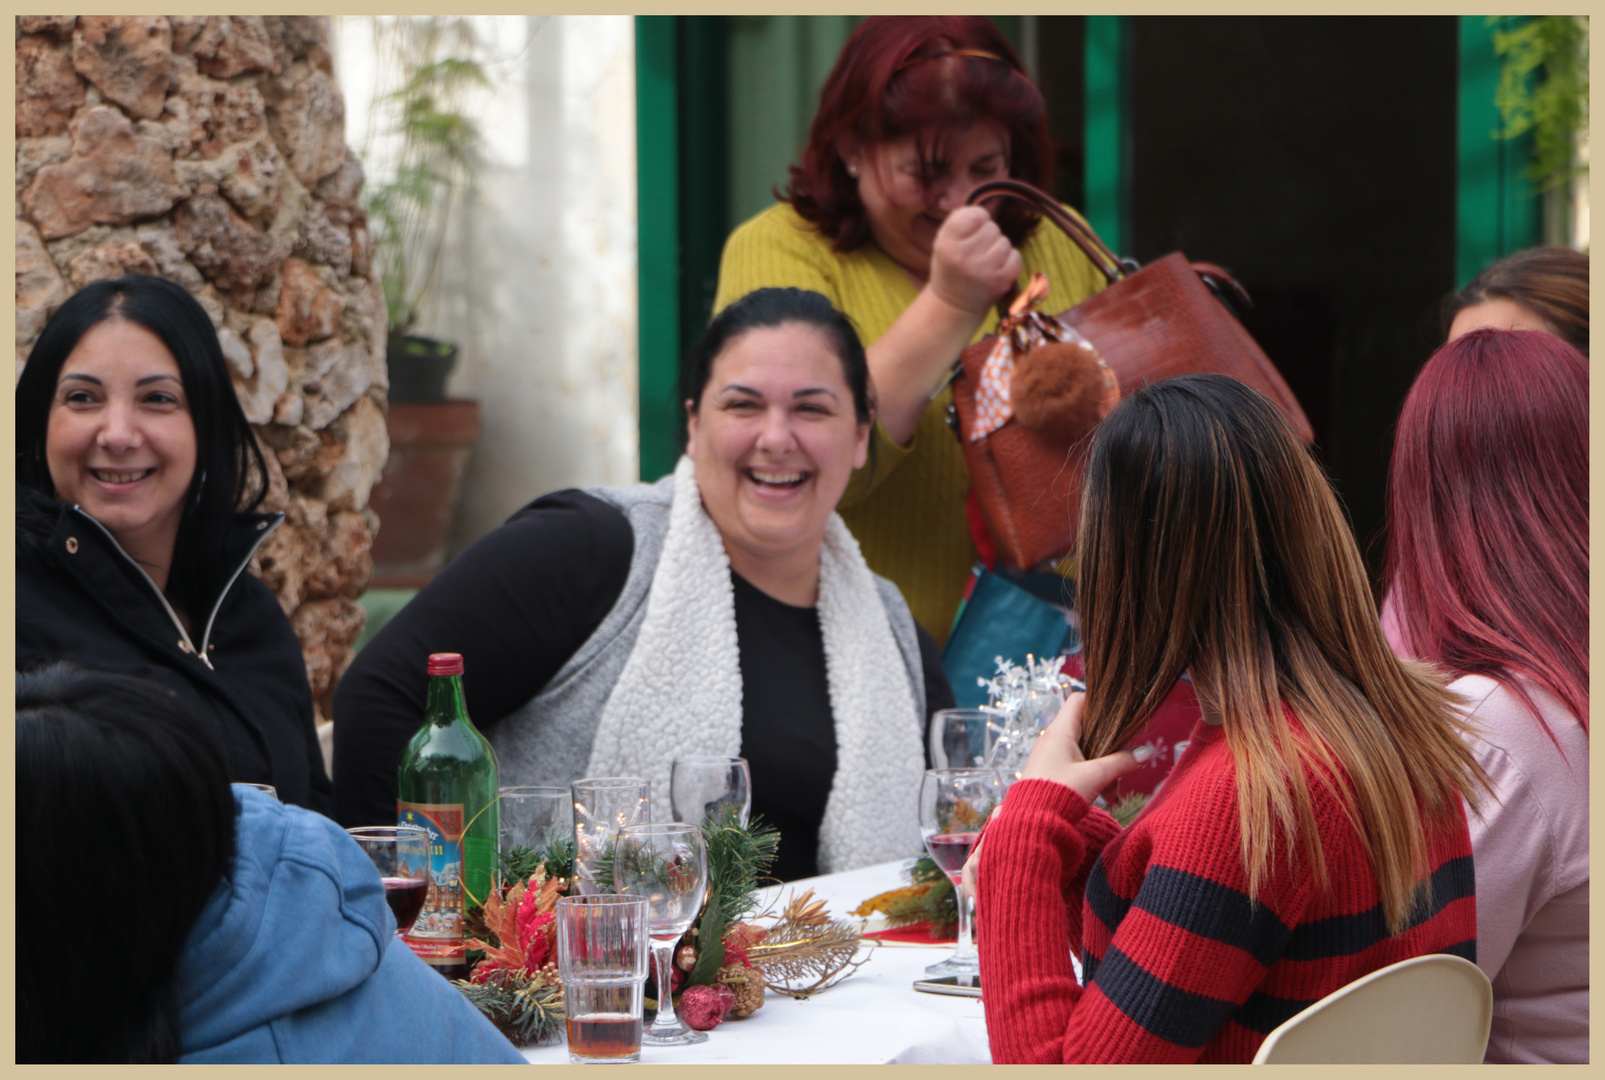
{"left": 1381, "top": 329, "right": 1588, "bottom": 1063}
{"left": 16, "top": 662, "right": 524, "bottom": 1064}
{"left": 16, "top": 274, "right": 331, "bottom": 811}
{"left": 971, "top": 376, "right": 1486, "bottom": 1063}
{"left": 336, "top": 287, "right": 953, "bottom": 881}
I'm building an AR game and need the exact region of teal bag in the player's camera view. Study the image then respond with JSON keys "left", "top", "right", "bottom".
{"left": 941, "top": 563, "right": 1076, "bottom": 709}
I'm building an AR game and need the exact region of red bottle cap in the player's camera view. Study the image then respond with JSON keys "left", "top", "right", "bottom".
{"left": 427, "top": 652, "right": 464, "bottom": 676}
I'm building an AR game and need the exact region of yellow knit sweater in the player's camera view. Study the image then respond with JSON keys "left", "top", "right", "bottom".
{"left": 713, "top": 203, "right": 1106, "bottom": 643}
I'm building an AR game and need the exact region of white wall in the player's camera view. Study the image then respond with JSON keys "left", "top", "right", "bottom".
{"left": 335, "top": 16, "right": 640, "bottom": 553}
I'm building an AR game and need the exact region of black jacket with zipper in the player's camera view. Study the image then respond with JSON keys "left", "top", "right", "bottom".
{"left": 16, "top": 486, "right": 335, "bottom": 814}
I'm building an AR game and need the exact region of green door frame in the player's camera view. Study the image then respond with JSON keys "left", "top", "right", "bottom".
{"left": 1083, "top": 15, "right": 1129, "bottom": 256}
{"left": 1454, "top": 15, "right": 1540, "bottom": 290}
{"left": 636, "top": 16, "right": 682, "bottom": 482}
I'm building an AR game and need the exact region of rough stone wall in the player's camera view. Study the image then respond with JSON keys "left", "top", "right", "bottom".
{"left": 15, "top": 16, "right": 388, "bottom": 730}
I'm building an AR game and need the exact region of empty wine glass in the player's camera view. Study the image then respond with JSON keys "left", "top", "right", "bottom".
{"left": 919, "top": 767, "right": 1002, "bottom": 978}
{"left": 929, "top": 708, "right": 995, "bottom": 770}
{"left": 612, "top": 823, "right": 710, "bottom": 1046}
{"left": 670, "top": 756, "right": 752, "bottom": 827}
{"left": 347, "top": 825, "right": 432, "bottom": 936}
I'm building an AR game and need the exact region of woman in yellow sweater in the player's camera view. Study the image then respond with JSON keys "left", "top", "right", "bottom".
{"left": 714, "top": 16, "right": 1106, "bottom": 642}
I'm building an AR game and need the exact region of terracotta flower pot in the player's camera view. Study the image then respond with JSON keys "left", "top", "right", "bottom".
{"left": 368, "top": 399, "right": 482, "bottom": 587}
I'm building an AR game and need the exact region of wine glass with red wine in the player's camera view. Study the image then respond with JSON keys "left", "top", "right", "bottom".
{"left": 919, "top": 767, "right": 1002, "bottom": 978}
{"left": 347, "top": 825, "right": 432, "bottom": 936}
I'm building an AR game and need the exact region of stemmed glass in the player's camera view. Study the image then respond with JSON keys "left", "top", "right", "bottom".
{"left": 612, "top": 823, "right": 710, "bottom": 1046}
{"left": 919, "top": 767, "right": 1002, "bottom": 978}
{"left": 670, "top": 756, "right": 752, "bottom": 827}
{"left": 929, "top": 708, "right": 995, "bottom": 770}
{"left": 347, "top": 825, "right": 432, "bottom": 936}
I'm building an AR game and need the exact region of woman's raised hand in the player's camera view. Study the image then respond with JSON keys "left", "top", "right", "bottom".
{"left": 1021, "top": 691, "right": 1144, "bottom": 803}
{"left": 962, "top": 692, "right": 1143, "bottom": 904}
{"left": 929, "top": 206, "right": 1022, "bottom": 316}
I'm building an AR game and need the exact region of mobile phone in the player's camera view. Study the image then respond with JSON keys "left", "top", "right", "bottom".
{"left": 913, "top": 974, "right": 981, "bottom": 997}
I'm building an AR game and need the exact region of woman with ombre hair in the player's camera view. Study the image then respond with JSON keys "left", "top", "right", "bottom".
{"left": 1381, "top": 328, "right": 1588, "bottom": 1064}
{"left": 971, "top": 375, "right": 1487, "bottom": 1063}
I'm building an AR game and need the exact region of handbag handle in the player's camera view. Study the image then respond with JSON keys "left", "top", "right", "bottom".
{"left": 965, "top": 179, "right": 1129, "bottom": 286}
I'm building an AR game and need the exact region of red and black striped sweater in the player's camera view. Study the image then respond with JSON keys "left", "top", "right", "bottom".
{"left": 975, "top": 716, "right": 1476, "bottom": 1063}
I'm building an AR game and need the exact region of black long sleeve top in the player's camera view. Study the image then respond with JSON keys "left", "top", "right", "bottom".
{"left": 334, "top": 489, "right": 954, "bottom": 880}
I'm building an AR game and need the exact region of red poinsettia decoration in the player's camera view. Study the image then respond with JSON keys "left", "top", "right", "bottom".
{"left": 469, "top": 869, "right": 564, "bottom": 983}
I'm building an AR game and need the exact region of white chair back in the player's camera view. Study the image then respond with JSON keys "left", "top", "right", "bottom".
{"left": 1252, "top": 953, "right": 1491, "bottom": 1064}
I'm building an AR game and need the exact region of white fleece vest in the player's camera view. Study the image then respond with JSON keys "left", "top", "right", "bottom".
{"left": 581, "top": 456, "right": 925, "bottom": 873}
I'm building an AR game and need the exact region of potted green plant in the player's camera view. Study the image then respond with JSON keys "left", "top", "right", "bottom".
{"left": 357, "top": 16, "right": 489, "bottom": 585}
{"left": 361, "top": 15, "right": 489, "bottom": 401}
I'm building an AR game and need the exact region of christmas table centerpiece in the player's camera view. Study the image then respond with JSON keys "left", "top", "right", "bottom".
{"left": 455, "top": 806, "right": 874, "bottom": 1046}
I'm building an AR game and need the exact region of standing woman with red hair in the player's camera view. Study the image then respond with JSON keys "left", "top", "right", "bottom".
{"left": 714, "top": 16, "right": 1106, "bottom": 641}
{"left": 1381, "top": 328, "right": 1589, "bottom": 1064}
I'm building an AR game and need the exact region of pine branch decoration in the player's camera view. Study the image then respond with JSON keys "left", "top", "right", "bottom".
{"left": 456, "top": 966, "right": 565, "bottom": 1046}
{"left": 1108, "top": 791, "right": 1150, "bottom": 828}
{"left": 499, "top": 837, "right": 575, "bottom": 889}
{"left": 702, "top": 806, "right": 781, "bottom": 924}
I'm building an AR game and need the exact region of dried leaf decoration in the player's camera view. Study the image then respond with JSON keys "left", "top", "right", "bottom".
{"left": 454, "top": 866, "right": 567, "bottom": 1047}
{"left": 469, "top": 866, "right": 562, "bottom": 980}
{"left": 747, "top": 888, "right": 874, "bottom": 999}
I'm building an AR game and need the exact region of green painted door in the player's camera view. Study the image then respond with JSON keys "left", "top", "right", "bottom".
{"left": 1455, "top": 15, "right": 1541, "bottom": 289}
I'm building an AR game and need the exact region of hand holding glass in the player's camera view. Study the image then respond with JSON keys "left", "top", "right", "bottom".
{"left": 919, "top": 768, "right": 1002, "bottom": 978}
{"left": 612, "top": 823, "right": 710, "bottom": 1046}
{"left": 346, "top": 825, "right": 431, "bottom": 936}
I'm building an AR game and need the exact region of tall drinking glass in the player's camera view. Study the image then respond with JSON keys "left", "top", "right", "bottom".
{"left": 347, "top": 825, "right": 432, "bottom": 936}
{"left": 612, "top": 823, "right": 710, "bottom": 1046}
{"left": 556, "top": 894, "right": 651, "bottom": 1064}
{"left": 919, "top": 767, "right": 1002, "bottom": 978}
{"left": 499, "top": 785, "right": 573, "bottom": 856}
{"left": 571, "top": 778, "right": 650, "bottom": 895}
{"left": 928, "top": 708, "right": 995, "bottom": 769}
{"left": 669, "top": 756, "right": 752, "bottom": 827}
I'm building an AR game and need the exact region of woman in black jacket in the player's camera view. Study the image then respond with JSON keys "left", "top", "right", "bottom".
{"left": 16, "top": 275, "right": 332, "bottom": 813}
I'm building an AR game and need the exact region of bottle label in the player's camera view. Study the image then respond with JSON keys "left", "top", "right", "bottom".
{"left": 398, "top": 801, "right": 466, "bottom": 966}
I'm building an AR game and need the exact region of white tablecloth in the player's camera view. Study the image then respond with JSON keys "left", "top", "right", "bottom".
{"left": 520, "top": 859, "right": 993, "bottom": 1064}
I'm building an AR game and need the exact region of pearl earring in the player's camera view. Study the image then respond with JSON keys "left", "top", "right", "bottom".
{"left": 846, "top": 164, "right": 859, "bottom": 178}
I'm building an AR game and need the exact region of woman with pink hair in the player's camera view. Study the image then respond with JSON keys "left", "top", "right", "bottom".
{"left": 1381, "top": 328, "right": 1588, "bottom": 1063}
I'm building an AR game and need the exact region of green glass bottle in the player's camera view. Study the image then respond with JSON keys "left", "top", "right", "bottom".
{"left": 397, "top": 652, "right": 499, "bottom": 980}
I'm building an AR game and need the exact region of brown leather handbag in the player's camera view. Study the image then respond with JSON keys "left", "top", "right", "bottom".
{"left": 950, "top": 178, "right": 1313, "bottom": 570}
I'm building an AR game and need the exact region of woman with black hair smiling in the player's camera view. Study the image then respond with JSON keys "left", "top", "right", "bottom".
{"left": 15, "top": 274, "right": 332, "bottom": 813}
{"left": 336, "top": 287, "right": 953, "bottom": 880}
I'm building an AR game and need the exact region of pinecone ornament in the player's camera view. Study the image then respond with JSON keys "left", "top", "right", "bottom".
{"left": 719, "top": 961, "right": 766, "bottom": 1018}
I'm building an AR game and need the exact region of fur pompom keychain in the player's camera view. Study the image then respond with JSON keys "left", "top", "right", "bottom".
{"left": 992, "top": 272, "right": 1120, "bottom": 438}
{"left": 1012, "top": 336, "right": 1119, "bottom": 435}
